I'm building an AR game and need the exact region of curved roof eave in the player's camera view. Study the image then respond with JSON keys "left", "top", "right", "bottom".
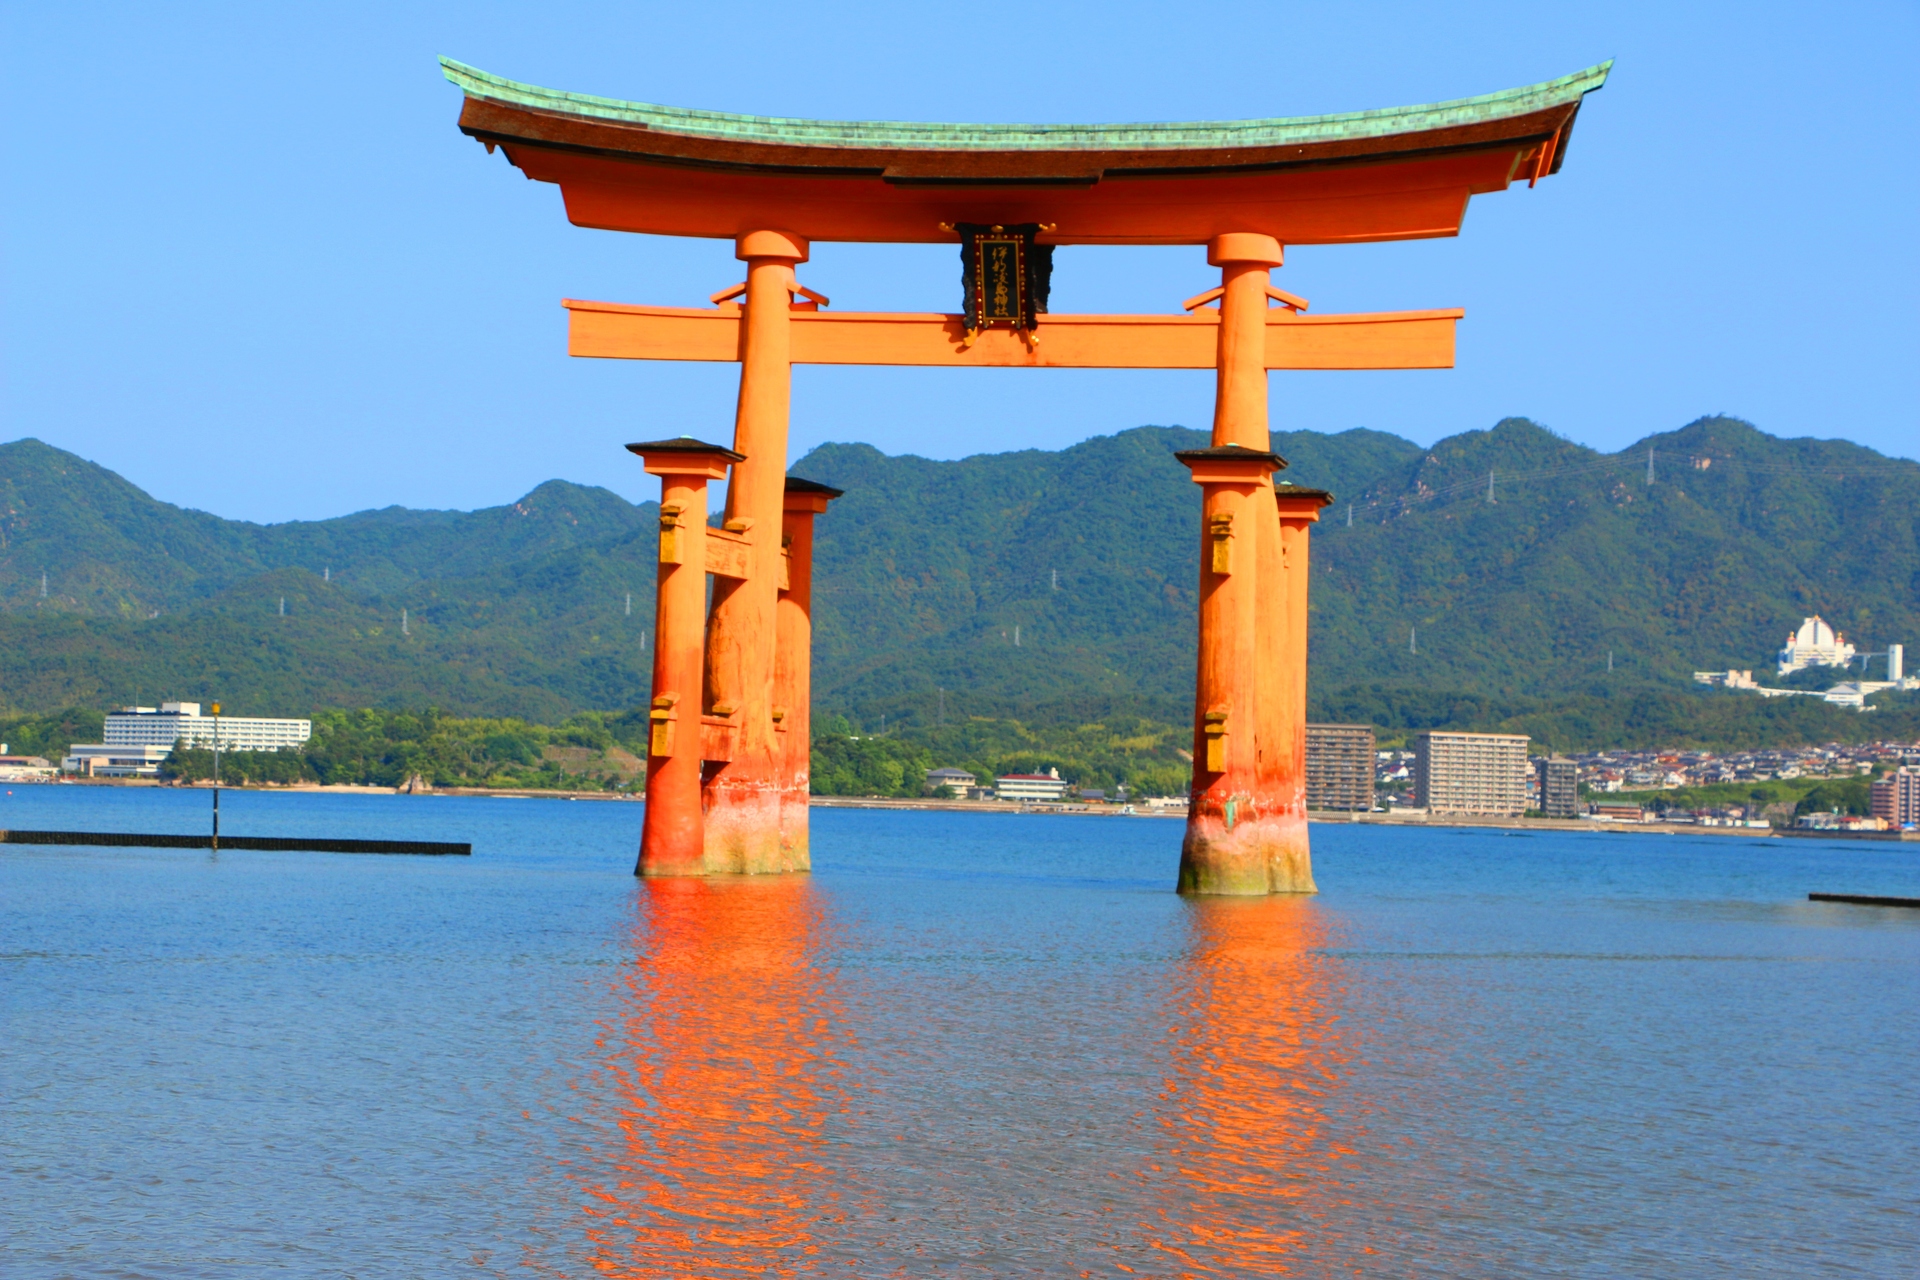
{"left": 439, "top": 58, "right": 1611, "bottom": 154}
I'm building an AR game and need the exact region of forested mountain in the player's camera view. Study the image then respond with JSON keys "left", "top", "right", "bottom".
{"left": 2, "top": 417, "right": 1915, "bottom": 749}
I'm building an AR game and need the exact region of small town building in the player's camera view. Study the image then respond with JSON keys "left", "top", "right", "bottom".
{"left": 0, "top": 754, "right": 56, "bottom": 782}
{"left": 1870, "top": 767, "right": 1920, "bottom": 827}
{"left": 61, "top": 745, "right": 174, "bottom": 778}
{"left": 1413, "top": 731, "right": 1530, "bottom": 816}
{"left": 1306, "top": 723, "right": 1375, "bottom": 811}
{"left": 924, "top": 767, "right": 977, "bottom": 797}
{"left": 1535, "top": 756, "right": 1580, "bottom": 818}
{"left": 1587, "top": 803, "right": 1648, "bottom": 823}
{"left": 994, "top": 769, "right": 1072, "bottom": 802}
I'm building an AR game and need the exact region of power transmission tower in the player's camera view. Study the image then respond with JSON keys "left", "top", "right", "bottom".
{"left": 625, "top": 592, "right": 632, "bottom": 617}
{"left": 279, "top": 597, "right": 285, "bottom": 616}
{"left": 401, "top": 609, "right": 410, "bottom": 637}
{"left": 1051, "top": 569, "right": 1058, "bottom": 591}
{"left": 1647, "top": 447, "right": 1655, "bottom": 486}
{"left": 1346, "top": 503, "right": 1353, "bottom": 527}
{"left": 1410, "top": 626, "right": 1417, "bottom": 655}
{"left": 1487, "top": 469, "right": 1496, "bottom": 502}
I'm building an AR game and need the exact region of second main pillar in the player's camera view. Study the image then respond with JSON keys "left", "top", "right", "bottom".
{"left": 704, "top": 229, "right": 809, "bottom": 874}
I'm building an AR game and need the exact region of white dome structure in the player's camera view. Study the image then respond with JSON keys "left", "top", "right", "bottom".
{"left": 1779, "top": 615, "right": 1856, "bottom": 674}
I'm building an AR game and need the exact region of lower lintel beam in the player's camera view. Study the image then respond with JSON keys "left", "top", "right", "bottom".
{"left": 564, "top": 300, "right": 1459, "bottom": 370}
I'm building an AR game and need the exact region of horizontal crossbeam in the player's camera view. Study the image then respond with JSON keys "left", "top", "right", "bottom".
{"left": 564, "top": 301, "right": 1460, "bottom": 370}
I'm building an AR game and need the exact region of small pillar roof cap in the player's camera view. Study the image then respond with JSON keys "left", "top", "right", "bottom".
{"left": 784, "top": 475, "right": 846, "bottom": 499}
{"left": 1274, "top": 480, "right": 1335, "bottom": 506}
{"left": 1175, "top": 444, "right": 1287, "bottom": 468}
{"left": 625, "top": 437, "right": 745, "bottom": 462}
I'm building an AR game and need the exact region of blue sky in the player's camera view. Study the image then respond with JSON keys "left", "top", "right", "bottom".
{"left": 3, "top": 1, "right": 1915, "bottom": 522}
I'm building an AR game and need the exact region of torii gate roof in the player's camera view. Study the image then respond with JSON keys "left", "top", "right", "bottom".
{"left": 442, "top": 59, "right": 1609, "bottom": 246}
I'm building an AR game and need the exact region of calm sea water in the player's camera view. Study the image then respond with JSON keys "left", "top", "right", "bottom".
{"left": 3, "top": 785, "right": 1916, "bottom": 1278}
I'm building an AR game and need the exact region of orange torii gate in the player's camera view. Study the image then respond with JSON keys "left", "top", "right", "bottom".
{"left": 444, "top": 58, "right": 1608, "bottom": 894}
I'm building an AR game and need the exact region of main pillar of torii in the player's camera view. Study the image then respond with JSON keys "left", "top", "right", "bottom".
{"left": 442, "top": 56, "right": 1607, "bottom": 892}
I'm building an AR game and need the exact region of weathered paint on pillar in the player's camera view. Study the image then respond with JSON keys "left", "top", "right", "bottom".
{"left": 704, "top": 230, "right": 809, "bottom": 874}
{"left": 774, "top": 477, "right": 843, "bottom": 868}
{"left": 629, "top": 439, "right": 742, "bottom": 877}
{"left": 1177, "top": 446, "right": 1285, "bottom": 895}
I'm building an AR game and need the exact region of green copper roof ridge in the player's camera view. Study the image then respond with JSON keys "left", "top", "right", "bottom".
{"left": 439, "top": 58, "right": 1611, "bottom": 153}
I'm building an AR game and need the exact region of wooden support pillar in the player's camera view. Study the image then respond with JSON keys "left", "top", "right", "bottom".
{"left": 1181, "top": 232, "right": 1320, "bottom": 895}
{"left": 704, "top": 229, "right": 809, "bottom": 874}
{"left": 774, "top": 476, "right": 843, "bottom": 868}
{"left": 1177, "top": 445, "right": 1285, "bottom": 895}
{"left": 628, "top": 438, "right": 743, "bottom": 877}
{"left": 1267, "top": 484, "right": 1332, "bottom": 892}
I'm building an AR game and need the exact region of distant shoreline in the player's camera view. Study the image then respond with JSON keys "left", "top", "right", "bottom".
{"left": 14, "top": 779, "right": 1915, "bottom": 840}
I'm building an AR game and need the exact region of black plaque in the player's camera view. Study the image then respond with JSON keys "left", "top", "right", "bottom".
{"left": 957, "top": 223, "right": 1053, "bottom": 335}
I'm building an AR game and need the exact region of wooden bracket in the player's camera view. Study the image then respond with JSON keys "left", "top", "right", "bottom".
{"left": 1209, "top": 512, "right": 1235, "bottom": 574}
{"left": 657, "top": 502, "right": 686, "bottom": 564}
{"left": 708, "top": 281, "right": 830, "bottom": 310}
{"left": 1182, "top": 285, "right": 1226, "bottom": 312}
{"left": 1203, "top": 710, "right": 1228, "bottom": 773}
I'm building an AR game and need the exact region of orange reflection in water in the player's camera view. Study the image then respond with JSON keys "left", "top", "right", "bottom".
{"left": 1141, "top": 896, "right": 1358, "bottom": 1277}
{"left": 566, "top": 877, "right": 855, "bottom": 1278}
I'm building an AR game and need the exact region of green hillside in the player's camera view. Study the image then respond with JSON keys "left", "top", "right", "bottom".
{"left": 2, "top": 418, "right": 1916, "bottom": 751}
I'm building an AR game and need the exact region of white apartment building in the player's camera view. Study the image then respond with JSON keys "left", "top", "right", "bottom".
{"left": 103, "top": 702, "right": 311, "bottom": 752}
{"left": 1414, "top": 731, "right": 1530, "bottom": 816}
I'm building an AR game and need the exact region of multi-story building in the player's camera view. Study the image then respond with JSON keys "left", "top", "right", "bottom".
{"left": 1306, "top": 723, "right": 1375, "bottom": 811}
{"left": 1414, "top": 731, "right": 1530, "bottom": 816}
{"left": 994, "top": 770, "right": 1073, "bottom": 802}
{"left": 1535, "top": 756, "right": 1579, "bottom": 818}
{"left": 1870, "top": 767, "right": 1920, "bottom": 827}
{"left": 103, "top": 702, "right": 311, "bottom": 753}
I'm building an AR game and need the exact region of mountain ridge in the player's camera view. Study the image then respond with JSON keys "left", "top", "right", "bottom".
{"left": 3, "top": 419, "right": 1915, "bottom": 748}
